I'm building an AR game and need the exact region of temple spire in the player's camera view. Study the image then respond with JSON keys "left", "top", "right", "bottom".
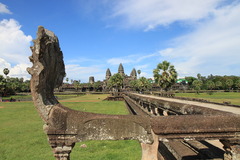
{"left": 118, "top": 63, "right": 124, "bottom": 76}
{"left": 130, "top": 68, "right": 137, "bottom": 79}
{"left": 106, "top": 68, "right": 111, "bottom": 80}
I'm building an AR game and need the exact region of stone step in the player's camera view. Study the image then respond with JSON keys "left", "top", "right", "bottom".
{"left": 159, "top": 140, "right": 224, "bottom": 160}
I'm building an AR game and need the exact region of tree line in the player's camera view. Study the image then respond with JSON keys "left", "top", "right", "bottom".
{"left": 0, "top": 68, "right": 30, "bottom": 96}
{"left": 186, "top": 74, "right": 240, "bottom": 93}
{"left": 2, "top": 61, "right": 239, "bottom": 96}
{"left": 107, "top": 60, "right": 240, "bottom": 93}
{"left": 64, "top": 78, "right": 103, "bottom": 92}
{"left": 107, "top": 60, "right": 178, "bottom": 92}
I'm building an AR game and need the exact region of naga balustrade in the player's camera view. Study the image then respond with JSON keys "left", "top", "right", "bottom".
{"left": 123, "top": 93, "right": 240, "bottom": 159}
{"left": 28, "top": 26, "right": 240, "bottom": 160}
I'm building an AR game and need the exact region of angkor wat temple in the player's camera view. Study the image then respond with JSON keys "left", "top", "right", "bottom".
{"left": 60, "top": 63, "right": 137, "bottom": 92}
{"left": 103, "top": 63, "right": 137, "bottom": 91}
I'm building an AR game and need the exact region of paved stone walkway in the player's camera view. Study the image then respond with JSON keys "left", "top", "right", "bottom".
{"left": 133, "top": 93, "right": 240, "bottom": 115}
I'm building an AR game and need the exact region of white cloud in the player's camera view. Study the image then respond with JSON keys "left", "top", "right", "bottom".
{"left": 0, "top": 58, "right": 30, "bottom": 80}
{"left": 0, "top": 19, "right": 32, "bottom": 79}
{"left": 107, "top": 58, "right": 134, "bottom": 65}
{"left": 0, "top": 19, "right": 32, "bottom": 64}
{"left": 10, "top": 63, "right": 31, "bottom": 80}
{"left": 107, "top": 53, "right": 158, "bottom": 65}
{"left": 135, "top": 65, "right": 153, "bottom": 78}
{"left": 159, "top": 48, "right": 174, "bottom": 56}
{"left": 135, "top": 64, "right": 149, "bottom": 70}
{"left": 65, "top": 64, "right": 105, "bottom": 82}
{"left": 139, "top": 71, "right": 151, "bottom": 78}
{"left": 158, "top": 3, "right": 240, "bottom": 77}
{"left": 110, "top": 0, "right": 223, "bottom": 30}
{"left": 0, "top": 3, "right": 12, "bottom": 14}
{"left": 0, "top": 58, "right": 11, "bottom": 74}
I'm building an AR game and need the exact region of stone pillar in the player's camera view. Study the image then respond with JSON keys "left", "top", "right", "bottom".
{"left": 163, "top": 110, "right": 168, "bottom": 116}
{"left": 53, "top": 145, "right": 74, "bottom": 160}
{"left": 48, "top": 135, "right": 75, "bottom": 160}
{"left": 220, "top": 139, "right": 240, "bottom": 160}
{"left": 155, "top": 108, "right": 160, "bottom": 116}
{"left": 141, "top": 130, "right": 159, "bottom": 160}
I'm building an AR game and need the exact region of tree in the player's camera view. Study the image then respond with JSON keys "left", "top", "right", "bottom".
{"left": 215, "top": 81, "right": 222, "bottom": 90}
{"left": 65, "top": 77, "right": 69, "bottom": 88}
{"left": 130, "top": 77, "right": 152, "bottom": 92}
{"left": 73, "top": 80, "right": 81, "bottom": 91}
{"left": 197, "top": 73, "right": 201, "bottom": 80}
{"left": 235, "top": 79, "right": 240, "bottom": 91}
{"left": 0, "top": 75, "right": 30, "bottom": 96}
{"left": 20, "top": 81, "right": 30, "bottom": 92}
{"left": 130, "top": 80, "right": 139, "bottom": 91}
{"left": 93, "top": 81, "right": 102, "bottom": 91}
{"left": 206, "top": 80, "right": 215, "bottom": 90}
{"left": 66, "top": 77, "right": 69, "bottom": 84}
{"left": 108, "top": 73, "right": 124, "bottom": 92}
{"left": 192, "top": 80, "right": 203, "bottom": 94}
{"left": 138, "top": 77, "right": 152, "bottom": 92}
{"left": 225, "top": 79, "right": 233, "bottom": 90}
{"left": 0, "top": 75, "right": 6, "bottom": 96}
{"left": 3, "top": 68, "right": 9, "bottom": 77}
{"left": 206, "top": 80, "right": 215, "bottom": 95}
{"left": 153, "top": 61, "right": 177, "bottom": 91}
{"left": 137, "top": 69, "right": 141, "bottom": 78}
{"left": 185, "top": 76, "right": 197, "bottom": 88}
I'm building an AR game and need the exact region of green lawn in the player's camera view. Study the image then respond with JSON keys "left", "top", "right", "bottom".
{"left": 175, "top": 92, "right": 240, "bottom": 105}
{"left": 0, "top": 94, "right": 141, "bottom": 160}
{"left": 2, "top": 94, "right": 83, "bottom": 101}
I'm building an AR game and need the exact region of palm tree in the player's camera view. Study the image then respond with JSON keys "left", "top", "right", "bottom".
{"left": 130, "top": 80, "right": 139, "bottom": 91}
{"left": 138, "top": 77, "right": 152, "bottom": 92}
{"left": 197, "top": 73, "right": 201, "bottom": 80}
{"left": 192, "top": 80, "right": 203, "bottom": 94}
{"left": 235, "top": 79, "right": 240, "bottom": 91}
{"left": 225, "top": 79, "right": 233, "bottom": 91}
{"left": 65, "top": 77, "right": 69, "bottom": 88}
{"left": 206, "top": 80, "right": 215, "bottom": 90}
{"left": 108, "top": 73, "right": 124, "bottom": 92}
{"left": 3, "top": 68, "right": 9, "bottom": 77}
{"left": 215, "top": 81, "right": 222, "bottom": 90}
{"left": 206, "top": 80, "right": 215, "bottom": 95}
{"left": 66, "top": 77, "right": 69, "bottom": 84}
{"left": 153, "top": 61, "right": 177, "bottom": 91}
{"left": 93, "top": 81, "right": 102, "bottom": 92}
{"left": 137, "top": 69, "right": 141, "bottom": 78}
{"left": 0, "top": 75, "right": 6, "bottom": 95}
{"left": 73, "top": 80, "right": 81, "bottom": 92}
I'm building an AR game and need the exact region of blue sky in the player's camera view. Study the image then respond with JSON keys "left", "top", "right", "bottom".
{"left": 0, "top": 0, "right": 240, "bottom": 82}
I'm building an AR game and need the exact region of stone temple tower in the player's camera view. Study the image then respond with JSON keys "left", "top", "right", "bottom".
{"left": 118, "top": 63, "right": 125, "bottom": 76}
{"left": 130, "top": 68, "right": 137, "bottom": 80}
{"left": 89, "top": 76, "right": 95, "bottom": 84}
{"left": 106, "top": 68, "right": 111, "bottom": 80}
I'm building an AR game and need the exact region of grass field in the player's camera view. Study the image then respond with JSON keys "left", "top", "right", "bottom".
{"left": 0, "top": 94, "right": 141, "bottom": 160}
{"left": 2, "top": 94, "right": 82, "bottom": 101}
{"left": 175, "top": 92, "right": 240, "bottom": 105}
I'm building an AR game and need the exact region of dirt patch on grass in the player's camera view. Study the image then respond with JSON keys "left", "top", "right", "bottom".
{"left": 0, "top": 106, "right": 4, "bottom": 108}
{"left": 59, "top": 100, "right": 101, "bottom": 102}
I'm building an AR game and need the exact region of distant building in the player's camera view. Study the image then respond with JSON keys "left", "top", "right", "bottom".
{"left": 172, "top": 79, "right": 189, "bottom": 90}
{"left": 103, "top": 63, "right": 137, "bottom": 91}
{"left": 89, "top": 76, "right": 95, "bottom": 84}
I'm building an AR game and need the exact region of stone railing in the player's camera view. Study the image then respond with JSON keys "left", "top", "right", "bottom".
{"left": 28, "top": 26, "right": 240, "bottom": 160}
{"left": 123, "top": 93, "right": 240, "bottom": 159}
